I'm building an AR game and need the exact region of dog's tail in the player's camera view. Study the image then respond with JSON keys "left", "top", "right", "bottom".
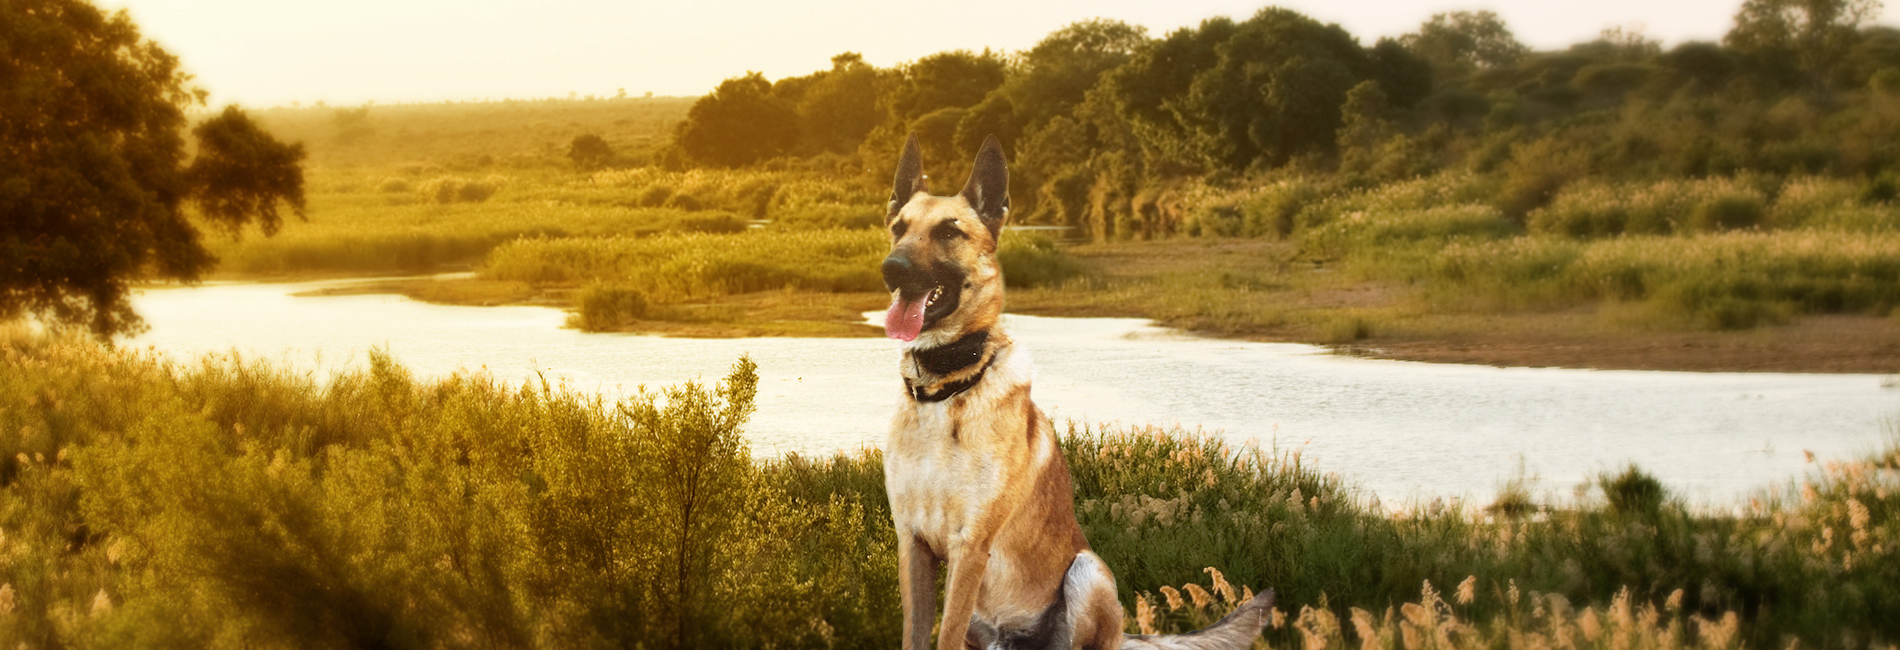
{"left": 1121, "top": 585, "right": 1275, "bottom": 650}
{"left": 972, "top": 554, "right": 1274, "bottom": 650}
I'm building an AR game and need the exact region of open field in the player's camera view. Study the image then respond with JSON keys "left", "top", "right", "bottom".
{"left": 200, "top": 170, "right": 1900, "bottom": 370}
{"left": 2, "top": 334, "right": 1894, "bottom": 648}
{"left": 151, "top": 87, "right": 1900, "bottom": 373}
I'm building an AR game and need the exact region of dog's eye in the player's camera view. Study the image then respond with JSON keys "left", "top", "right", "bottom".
{"left": 933, "top": 223, "right": 964, "bottom": 241}
{"left": 891, "top": 221, "right": 908, "bottom": 238}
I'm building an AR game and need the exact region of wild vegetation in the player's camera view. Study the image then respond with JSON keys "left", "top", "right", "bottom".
{"left": 2, "top": 335, "right": 1894, "bottom": 648}
{"left": 127, "top": 0, "right": 1892, "bottom": 370}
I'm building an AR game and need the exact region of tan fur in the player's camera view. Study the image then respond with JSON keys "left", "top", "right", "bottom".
{"left": 883, "top": 180, "right": 1123, "bottom": 649}
{"left": 883, "top": 138, "right": 1269, "bottom": 650}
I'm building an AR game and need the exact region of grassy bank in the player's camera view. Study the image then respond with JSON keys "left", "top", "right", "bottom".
{"left": 2, "top": 335, "right": 1894, "bottom": 648}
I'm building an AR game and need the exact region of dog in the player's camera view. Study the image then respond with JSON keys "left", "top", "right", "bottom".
{"left": 880, "top": 133, "right": 1275, "bottom": 650}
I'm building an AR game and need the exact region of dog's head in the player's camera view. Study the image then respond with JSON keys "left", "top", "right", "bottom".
{"left": 880, "top": 133, "right": 1009, "bottom": 346}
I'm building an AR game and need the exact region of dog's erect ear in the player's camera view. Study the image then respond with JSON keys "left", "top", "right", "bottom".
{"left": 888, "top": 133, "right": 925, "bottom": 223}
{"left": 960, "top": 135, "right": 1009, "bottom": 239}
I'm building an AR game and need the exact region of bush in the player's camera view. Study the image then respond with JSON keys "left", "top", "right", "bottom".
{"left": 1203, "top": 179, "right": 1321, "bottom": 239}
{"left": 1600, "top": 464, "right": 1667, "bottom": 517}
{"left": 1303, "top": 204, "right": 1515, "bottom": 260}
{"left": 1430, "top": 231, "right": 1900, "bottom": 328}
{"left": 417, "top": 175, "right": 503, "bottom": 204}
{"left": 1529, "top": 178, "right": 1768, "bottom": 238}
{"left": 1499, "top": 137, "right": 1590, "bottom": 218}
{"left": 376, "top": 177, "right": 410, "bottom": 193}
{"left": 1770, "top": 176, "right": 1859, "bottom": 227}
{"left": 998, "top": 232, "right": 1085, "bottom": 288}
{"left": 1683, "top": 192, "right": 1765, "bottom": 233}
{"left": 637, "top": 184, "right": 675, "bottom": 207}
{"left": 575, "top": 284, "right": 650, "bottom": 331}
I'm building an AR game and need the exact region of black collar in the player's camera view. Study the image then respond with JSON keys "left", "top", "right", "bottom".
{"left": 905, "top": 331, "right": 994, "bottom": 402}
{"left": 912, "top": 330, "right": 988, "bottom": 375}
{"left": 909, "top": 367, "right": 988, "bottom": 402}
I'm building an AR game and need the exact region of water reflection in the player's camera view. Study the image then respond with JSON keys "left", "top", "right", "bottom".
{"left": 130, "top": 278, "right": 1898, "bottom": 508}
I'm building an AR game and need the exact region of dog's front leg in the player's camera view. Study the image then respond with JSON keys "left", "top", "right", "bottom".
{"left": 935, "top": 535, "right": 993, "bottom": 650}
{"left": 898, "top": 534, "right": 941, "bottom": 650}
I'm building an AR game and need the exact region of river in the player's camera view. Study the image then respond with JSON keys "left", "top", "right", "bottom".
{"left": 128, "top": 278, "right": 1900, "bottom": 509}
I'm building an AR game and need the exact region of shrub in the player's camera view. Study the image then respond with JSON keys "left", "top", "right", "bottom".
{"left": 376, "top": 177, "right": 410, "bottom": 193}
{"left": 1244, "top": 179, "right": 1322, "bottom": 238}
{"left": 1429, "top": 231, "right": 1900, "bottom": 328}
{"left": 637, "top": 184, "right": 675, "bottom": 207}
{"left": 575, "top": 284, "right": 650, "bottom": 331}
{"left": 1683, "top": 192, "right": 1765, "bottom": 232}
{"left": 1530, "top": 178, "right": 1768, "bottom": 237}
{"left": 1303, "top": 204, "right": 1514, "bottom": 260}
{"left": 667, "top": 192, "right": 704, "bottom": 211}
{"left": 1770, "top": 176, "right": 1859, "bottom": 227}
{"left": 1859, "top": 172, "right": 1900, "bottom": 205}
{"left": 998, "top": 232, "right": 1085, "bottom": 288}
{"left": 1499, "top": 137, "right": 1590, "bottom": 218}
{"left": 1600, "top": 464, "right": 1667, "bottom": 517}
{"left": 417, "top": 175, "right": 502, "bottom": 204}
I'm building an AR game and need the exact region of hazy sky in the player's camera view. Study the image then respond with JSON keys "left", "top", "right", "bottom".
{"left": 103, "top": 0, "right": 1900, "bottom": 108}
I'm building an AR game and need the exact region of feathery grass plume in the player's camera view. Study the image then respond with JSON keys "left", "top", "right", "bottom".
{"left": 1184, "top": 583, "right": 1214, "bottom": 609}
{"left": 1136, "top": 594, "right": 1158, "bottom": 634}
{"left": 1205, "top": 566, "right": 1236, "bottom": 604}
{"left": 4, "top": 336, "right": 1900, "bottom": 647}
{"left": 1350, "top": 607, "right": 1381, "bottom": 650}
{"left": 1161, "top": 586, "right": 1185, "bottom": 611}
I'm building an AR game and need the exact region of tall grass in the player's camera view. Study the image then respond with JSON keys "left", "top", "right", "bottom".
{"left": 583, "top": 167, "right": 882, "bottom": 226}
{"left": 1426, "top": 231, "right": 1900, "bottom": 328}
{"left": 203, "top": 195, "right": 747, "bottom": 276}
{"left": 482, "top": 229, "right": 888, "bottom": 299}
{"left": 3, "top": 336, "right": 1892, "bottom": 648}
{"left": 1528, "top": 178, "right": 1769, "bottom": 238}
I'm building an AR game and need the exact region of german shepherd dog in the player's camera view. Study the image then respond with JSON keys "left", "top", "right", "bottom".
{"left": 880, "top": 133, "right": 1275, "bottom": 650}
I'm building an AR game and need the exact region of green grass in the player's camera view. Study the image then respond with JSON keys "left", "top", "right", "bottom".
{"left": 482, "top": 228, "right": 888, "bottom": 299}
{"left": 201, "top": 171, "right": 751, "bottom": 277}
{"left": 1419, "top": 230, "right": 1900, "bottom": 329}
{"left": 2, "top": 334, "right": 1894, "bottom": 648}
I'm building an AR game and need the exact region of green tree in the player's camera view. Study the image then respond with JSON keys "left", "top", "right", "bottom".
{"left": 1, "top": 0, "right": 306, "bottom": 337}
{"left": 1336, "top": 80, "right": 1394, "bottom": 176}
{"left": 673, "top": 72, "right": 799, "bottom": 167}
{"left": 1399, "top": 11, "right": 1530, "bottom": 80}
{"left": 885, "top": 49, "right": 1008, "bottom": 124}
{"left": 1726, "top": 0, "right": 1884, "bottom": 97}
{"left": 1112, "top": 8, "right": 1372, "bottom": 170}
{"left": 788, "top": 52, "right": 883, "bottom": 155}
{"left": 568, "top": 133, "right": 614, "bottom": 168}
{"left": 1006, "top": 19, "right": 1150, "bottom": 131}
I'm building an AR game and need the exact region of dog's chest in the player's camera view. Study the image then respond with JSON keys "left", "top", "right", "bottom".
{"left": 884, "top": 401, "right": 1009, "bottom": 549}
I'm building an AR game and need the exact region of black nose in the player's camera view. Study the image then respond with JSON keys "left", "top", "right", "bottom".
{"left": 882, "top": 254, "right": 919, "bottom": 293}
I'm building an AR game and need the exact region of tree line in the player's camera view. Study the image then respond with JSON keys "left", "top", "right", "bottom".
{"left": 663, "top": 0, "right": 1899, "bottom": 239}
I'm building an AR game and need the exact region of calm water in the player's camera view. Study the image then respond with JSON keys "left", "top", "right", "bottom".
{"left": 128, "top": 278, "right": 1900, "bottom": 508}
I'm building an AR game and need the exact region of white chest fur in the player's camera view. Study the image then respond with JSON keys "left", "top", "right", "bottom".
{"left": 883, "top": 344, "right": 1036, "bottom": 553}
{"left": 885, "top": 400, "right": 1005, "bottom": 551}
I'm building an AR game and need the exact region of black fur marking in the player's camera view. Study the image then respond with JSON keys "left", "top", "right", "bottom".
{"left": 889, "top": 134, "right": 925, "bottom": 221}
{"left": 907, "top": 365, "right": 988, "bottom": 403}
{"left": 959, "top": 135, "right": 1009, "bottom": 240}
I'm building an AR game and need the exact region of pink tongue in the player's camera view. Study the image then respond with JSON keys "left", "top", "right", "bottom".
{"left": 884, "top": 294, "right": 929, "bottom": 341}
